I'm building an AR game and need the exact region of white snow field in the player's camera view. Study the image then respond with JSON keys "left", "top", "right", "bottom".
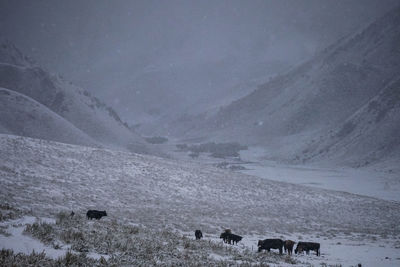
{"left": 238, "top": 147, "right": 400, "bottom": 203}
{"left": 1, "top": 134, "right": 400, "bottom": 266}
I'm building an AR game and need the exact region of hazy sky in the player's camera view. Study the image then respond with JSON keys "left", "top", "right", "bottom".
{"left": 1, "top": 0, "right": 399, "bottom": 124}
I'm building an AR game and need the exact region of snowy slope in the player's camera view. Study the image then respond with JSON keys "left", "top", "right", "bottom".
{"left": 300, "top": 77, "right": 400, "bottom": 167}
{"left": 0, "top": 87, "right": 97, "bottom": 146}
{"left": 1, "top": 134, "right": 400, "bottom": 265}
{"left": 177, "top": 6, "right": 400, "bottom": 167}
{"left": 1, "top": 134, "right": 399, "bottom": 237}
{"left": 0, "top": 41, "right": 147, "bottom": 152}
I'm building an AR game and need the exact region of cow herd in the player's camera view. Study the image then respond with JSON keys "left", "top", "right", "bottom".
{"left": 257, "top": 238, "right": 320, "bottom": 256}
{"left": 197, "top": 229, "right": 321, "bottom": 257}
{"left": 84, "top": 210, "right": 320, "bottom": 257}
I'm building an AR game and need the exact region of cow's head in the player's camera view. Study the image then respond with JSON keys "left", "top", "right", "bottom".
{"left": 257, "top": 240, "right": 263, "bottom": 247}
{"left": 295, "top": 244, "right": 303, "bottom": 254}
{"left": 103, "top": 211, "right": 107, "bottom": 216}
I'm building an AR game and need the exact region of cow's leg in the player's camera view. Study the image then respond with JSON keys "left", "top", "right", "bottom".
{"left": 279, "top": 248, "right": 282, "bottom": 255}
{"left": 306, "top": 250, "right": 309, "bottom": 255}
{"left": 267, "top": 248, "right": 270, "bottom": 252}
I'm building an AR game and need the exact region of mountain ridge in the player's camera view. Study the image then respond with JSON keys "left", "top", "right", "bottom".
{"left": 0, "top": 40, "right": 147, "bottom": 153}
{"left": 172, "top": 5, "right": 400, "bottom": 167}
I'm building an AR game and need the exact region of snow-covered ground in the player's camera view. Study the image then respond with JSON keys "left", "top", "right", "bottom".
{"left": 156, "top": 142, "right": 400, "bottom": 202}
{"left": 0, "top": 216, "right": 64, "bottom": 258}
{"left": 1, "top": 134, "right": 400, "bottom": 265}
{"left": 240, "top": 147, "right": 400, "bottom": 202}
{"left": 240, "top": 161, "right": 400, "bottom": 203}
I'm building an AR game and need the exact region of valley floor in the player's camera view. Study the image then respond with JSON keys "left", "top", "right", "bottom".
{"left": 1, "top": 135, "right": 400, "bottom": 266}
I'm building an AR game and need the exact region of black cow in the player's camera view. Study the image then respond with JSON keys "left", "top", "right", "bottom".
{"left": 227, "top": 233, "right": 242, "bottom": 245}
{"left": 220, "top": 232, "right": 229, "bottom": 243}
{"left": 220, "top": 229, "right": 231, "bottom": 243}
{"left": 86, "top": 210, "right": 107, "bottom": 220}
{"left": 220, "top": 232, "right": 242, "bottom": 245}
{"left": 195, "top": 230, "right": 203, "bottom": 240}
{"left": 295, "top": 242, "right": 320, "bottom": 256}
{"left": 283, "top": 240, "right": 296, "bottom": 255}
{"left": 257, "top": 239, "right": 284, "bottom": 254}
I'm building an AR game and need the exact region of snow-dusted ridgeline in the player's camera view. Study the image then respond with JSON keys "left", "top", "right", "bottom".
{"left": 172, "top": 6, "right": 400, "bottom": 169}
{"left": 0, "top": 40, "right": 147, "bottom": 153}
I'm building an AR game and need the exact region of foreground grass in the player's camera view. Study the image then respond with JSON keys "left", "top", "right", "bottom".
{"left": 0, "top": 249, "right": 104, "bottom": 266}
{"left": 15, "top": 212, "right": 297, "bottom": 266}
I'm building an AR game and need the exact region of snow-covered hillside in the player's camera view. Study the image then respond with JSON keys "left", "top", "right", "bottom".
{"left": 1, "top": 134, "right": 400, "bottom": 265}
{"left": 0, "top": 40, "right": 147, "bottom": 153}
{"left": 174, "top": 6, "right": 400, "bottom": 168}
{"left": 0, "top": 88, "right": 96, "bottom": 146}
{"left": 301, "top": 77, "right": 400, "bottom": 167}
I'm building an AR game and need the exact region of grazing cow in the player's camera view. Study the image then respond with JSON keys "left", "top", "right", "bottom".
{"left": 220, "top": 232, "right": 242, "bottom": 245}
{"left": 257, "top": 239, "right": 284, "bottom": 254}
{"left": 295, "top": 242, "right": 320, "bottom": 256}
{"left": 220, "top": 232, "right": 229, "bottom": 243}
{"left": 219, "top": 229, "right": 232, "bottom": 243}
{"left": 227, "top": 233, "right": 242, "bottom": 245}
{"left": 283, "top": 240, "right": 296, "bottom": 255}
{"left": 195, "top": 230, "right": 203, "bottom": 240}
{"left": 86, "top": 210, "right": 107, "bottom": 220}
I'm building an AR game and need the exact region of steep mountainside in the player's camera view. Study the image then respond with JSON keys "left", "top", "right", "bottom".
{"left": 179, "top": 6, "right": 400, "bottom": 166}
{"left": 0, "top": 40, "right": 146, "bottom": 152}
{"left": 302, "top": 77, "right": 400, "bottom": 166}
{"left": 0, "top": 87, "right": 97, "bottom": 146}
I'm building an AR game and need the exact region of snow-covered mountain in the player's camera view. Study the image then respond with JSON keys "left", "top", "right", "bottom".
{"left": 0, "top": 40, "right": 147, "bottom": 153}
{"left": 302, "top": 77, "right": 400, "bottom": 167}
{"left": 0, "top": 87, "right": 97, "bottom": 146}
{"left": 176, "top": 6, "right": 400, "bottom": 167}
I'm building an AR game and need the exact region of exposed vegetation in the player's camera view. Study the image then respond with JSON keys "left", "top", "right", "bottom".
{"left": 20, "top": 212, "right": 297, "bottom": 266}
{"left": 215, "top": 162, "right": 247, "bottom": 171}
{"left": 0, "top": 203, "right": 24, "bottom": 222}
{"left": 176, "top": 142, "right": 248, "bottom": 158}
{"left": 145, "top": 136, "right": 168, "bottom": 144}
{"left": 0, "top": 249, "right": 103, "bottom": 266}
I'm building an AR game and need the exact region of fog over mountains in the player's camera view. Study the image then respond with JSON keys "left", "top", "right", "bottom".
{"left": 0, "top": 40, "right": 147, "bottom": 153}
{"left": 1, "top": 0, "right": 399, "bottom": 126}
{"left": 0, "top": 0, "right": 399, "bottom": 168}
{"left": 172, "top": 5, "right": 400, "bottom": 167}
